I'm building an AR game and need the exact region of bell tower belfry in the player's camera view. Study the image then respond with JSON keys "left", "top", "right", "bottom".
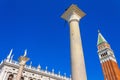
{"left": 97, "top": 30, "right": 120, "bottom": 80}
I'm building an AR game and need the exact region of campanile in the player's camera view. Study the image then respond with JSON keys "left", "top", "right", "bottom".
{"left": 97, "top": 30, "right": 120, "bottom": 80}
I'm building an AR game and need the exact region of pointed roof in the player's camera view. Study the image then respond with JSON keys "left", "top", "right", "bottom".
{"left": 97, "top": 30, "right": 107, "bottom": 45}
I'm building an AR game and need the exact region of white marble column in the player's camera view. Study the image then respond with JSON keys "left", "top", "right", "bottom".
{"left": 61, "top": 4, "right": 87, "bottom": 80}
{"left": 24, "top": 77, "right": 29, "bottom": 80}
{"left": 2, "top": 72, "right": 8, "bottom": 80}
{"left": 13, "top": 74, "right": 17, "bottom": 80}
{"left": 0, "top": 70, "right": 5, "bottom": 80}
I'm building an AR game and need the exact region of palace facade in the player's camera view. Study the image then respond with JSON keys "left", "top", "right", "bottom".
{"left": 0, "top": 51, "right": 71, "bottom": 80}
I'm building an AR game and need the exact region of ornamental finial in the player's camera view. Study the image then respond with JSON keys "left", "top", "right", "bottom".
{"left": 7, "top": 49, "right": 13, "bottom": 59}
{"left": 30, "top": 61, "right": 32, "bottom": 66}
{"left": 98, "top": 29, "right": 100, "bottom": 33}
{"left": 46, "top": 66, "right": 48, "bottom": 71}
{"left": 37, "top": 64, "right": 41, "bottom": 69}
{"left": 52, "top": 69, "right": 54, "bottom": 73}
{"left": 58, "top": 71, "right": 60, "bottom": 75}
{"left": 10, "top": 54, "right": 14, "bottom": 61}
{"left": 64, "top": 73, "right": 66, "bottom": 77}
{"left": 6, "top": 49, "right": 13, "bottom": 62}
{"left": 24, "top": 49, "right": 27, "bottom": 57}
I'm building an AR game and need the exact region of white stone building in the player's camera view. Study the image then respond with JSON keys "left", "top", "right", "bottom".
{"left": 0, "top": 50, "right": 71, "bottom": 80}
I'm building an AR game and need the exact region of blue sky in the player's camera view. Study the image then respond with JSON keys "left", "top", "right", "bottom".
{"left": 0, "top": 0, "right": 120, "bottom": 80}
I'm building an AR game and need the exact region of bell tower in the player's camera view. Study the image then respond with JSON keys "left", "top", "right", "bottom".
{"left": 97, "top": 30, "right": 120, "bottom": 80}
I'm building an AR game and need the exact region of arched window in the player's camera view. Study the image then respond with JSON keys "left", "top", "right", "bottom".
{"left": 7, "top": 74, "right": 14, "bottom": 80}
{"left": 21, "top": 77, "right": 24, "bottom": 80}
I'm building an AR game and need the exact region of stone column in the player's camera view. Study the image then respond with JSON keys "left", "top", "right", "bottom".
{"left": 0, "top": 69, "right": 5, "bottom": 80}
{"left": 24, "top": 77, "right": 29, "bottom": 80}
{"left": 61, "top": 4, "right": 87, "bottom": 80}
{"left": 2, "top": 71, "right": 7, "bottom": 80}
{"left": 16, "top": 50, "right": 29, "bottom": 80}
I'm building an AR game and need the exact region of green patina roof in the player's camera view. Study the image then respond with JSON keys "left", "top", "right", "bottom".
{"left": 97, "top": 31, "right": 107, "bottom": 45}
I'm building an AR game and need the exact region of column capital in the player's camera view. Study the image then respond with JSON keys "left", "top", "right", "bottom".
{"left": 19, "top": 56, "right": 29, "bottom": 65}
{"left": 61, "top": 4, "right": 86, "bottom": 22}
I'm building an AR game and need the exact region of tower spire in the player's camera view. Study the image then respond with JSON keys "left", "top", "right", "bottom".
{"left": 97, "top": 30, "right": 107, "bottom": 45}
{"left": 97, "top": 31, "right": 120, "bottom": 80}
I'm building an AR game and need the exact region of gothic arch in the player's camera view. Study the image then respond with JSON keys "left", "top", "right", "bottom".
{"left": 7, "top": 74, "right": 14, "bottom": 80}
{"left": 21, "top": 77, "right": 24, "bottom": 80}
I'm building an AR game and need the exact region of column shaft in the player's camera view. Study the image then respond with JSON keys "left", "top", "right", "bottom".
{"left": 0, "top": 71, "right": 4, "bottom": 80}
{"left": 69, "top": 20, "right": 87, "bottom": 80}
{"left": 16, "top": 65, "right": 24, "bottom": 80}
{"left": 2, "top": 72, "right": 7, "bottom": 80}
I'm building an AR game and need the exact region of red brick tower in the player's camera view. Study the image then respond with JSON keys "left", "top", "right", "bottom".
{"left": 97, "top": 30, "right": 120, "bottom": 80}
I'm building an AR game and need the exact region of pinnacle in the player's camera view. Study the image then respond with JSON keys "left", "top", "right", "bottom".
{"left": 97, "top": 30, "right": 107, "bottom": 45}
